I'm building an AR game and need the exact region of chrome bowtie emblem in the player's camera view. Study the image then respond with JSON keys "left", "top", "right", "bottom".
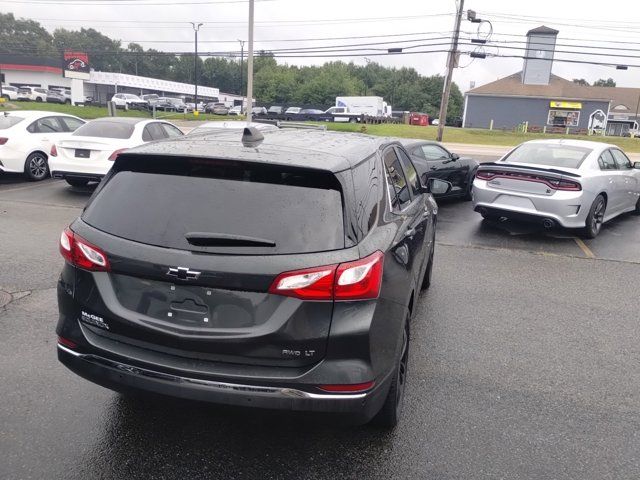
{"left": 167, "top": 266, "right": 201, "bottom": 280}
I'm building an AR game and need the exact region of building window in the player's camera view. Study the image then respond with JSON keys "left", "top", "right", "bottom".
{"left": 548, "top": 109, "right": 580, "bottom": 127}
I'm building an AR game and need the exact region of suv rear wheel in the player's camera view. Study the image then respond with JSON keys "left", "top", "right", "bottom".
{"left": 372, "top": 317, "right": 409, "bottom": 428}
{"left": 421, "top": 237, "right": 435, "bottom": 290}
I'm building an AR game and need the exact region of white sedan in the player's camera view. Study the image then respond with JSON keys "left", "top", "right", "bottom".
{"left": 0, "top": 111, "right": 86, "bottom": 180}
{"left": 49, "top": 117, "right": 183, "bottom": 186}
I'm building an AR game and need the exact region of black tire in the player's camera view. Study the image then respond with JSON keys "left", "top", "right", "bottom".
{"left": 421, "top": 242, "right": 434, "bottom": 291}
{"left": 582, "top": 194, "right": 606, "bottom": 239}
{"left": 65, "top": 178, "right": 89, "bottom": 187}
{"left": 24, "top": 152, "right": 49, "bottom": 181}
{"left": 65, "top": 99, "right": 71, "bottom": 105}
{"left": 634, "top": 196, "right": 640, "bottom": 215}
{"left": 463, "top": 174, "right": 475, "bottom": 201}
{"left": 372, "top": 318, "right": 409, "bottom": 428}
{"left": 35, "top": 97, "right": 43, "bottom": 102}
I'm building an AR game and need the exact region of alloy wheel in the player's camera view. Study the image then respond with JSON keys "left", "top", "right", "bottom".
{"left": 29, "top": 155, "right": 48, "bottom": 179}
{"left": 591, "top": 198, "right": 605, "bottom": 234}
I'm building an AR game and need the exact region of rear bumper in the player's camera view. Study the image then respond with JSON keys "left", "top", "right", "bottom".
{"left": 472, "top": 180, "right": 591, "bottom": 228}
{"left": 51, "top": 170, "right": 105, "bottom": 182}
{"left": 57, "top": 344, "right": 388, "bottom": 422}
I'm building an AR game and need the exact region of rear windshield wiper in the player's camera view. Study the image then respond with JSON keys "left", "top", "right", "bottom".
{"left": 184, "top": 232, "right": 276, "bottom": 247}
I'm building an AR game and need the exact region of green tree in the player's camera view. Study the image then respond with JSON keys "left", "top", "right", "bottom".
{"left": 0, "top": 12, "right": 56, "bottom": 56}
{"left": 572, "top": 78, "right": 589, "bottom": 86}
{"left": 254, "top": 64, "right": 299, "bottom": 104}
{"left": 593, "top": 78, "right": 616, "bottom": 87}
{"left": 202, "top": 57, "right": 240, "bottom": 94}
{"left": 295, "top": 62, "right": 364, "bottom": 106}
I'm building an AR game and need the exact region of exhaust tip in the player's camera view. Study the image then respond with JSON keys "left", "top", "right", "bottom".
{"left": 542, "top": 219, "right": 555, "bottom": 229}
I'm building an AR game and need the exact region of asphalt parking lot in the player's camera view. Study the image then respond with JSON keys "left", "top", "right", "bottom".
{"left": 1, "top": 174, "right": 639, "bottom": 480}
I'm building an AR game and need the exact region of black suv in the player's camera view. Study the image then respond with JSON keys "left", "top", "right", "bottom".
{"left": 56, "top": 128, "right": 450, "bottom": 427}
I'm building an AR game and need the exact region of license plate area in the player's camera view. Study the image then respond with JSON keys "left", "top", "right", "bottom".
{"left": 75, "top": 149, "right": 90, "bottom": 158}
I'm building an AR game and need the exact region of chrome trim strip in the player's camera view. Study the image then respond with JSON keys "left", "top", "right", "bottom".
{"left": 57, "top": 344, "right": 368, "bottom": 400}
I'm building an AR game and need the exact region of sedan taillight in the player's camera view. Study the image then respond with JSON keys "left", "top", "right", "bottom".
{"left": 59, "top": 227, "right": 110, "bottom": 271}
{"left": 0, "top": 137, "right": 8, "bottom": 145}
{"left": 268, "top": 251, "right": 384, "bottom": 301}
{"left": 108, "top": 148, "right": 127, "bottom": 161}
{"left": 50, "top": 144, "right": 58, "bottom": 157}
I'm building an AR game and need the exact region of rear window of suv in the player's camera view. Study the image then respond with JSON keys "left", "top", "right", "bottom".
{"left": 82, "top": 157, "right": 345, "bottom": 255}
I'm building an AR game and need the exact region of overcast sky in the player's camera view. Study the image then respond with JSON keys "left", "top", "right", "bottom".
{"left": 2, "top": 0, "right": 640, "bottom": 92}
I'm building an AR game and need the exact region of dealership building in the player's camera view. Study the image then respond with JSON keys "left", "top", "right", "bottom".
{"left": 463, "top": 26, "right": 640, "bottom": 136}
{"left": 0, "top": 54, "right": 244, "bottom": 106}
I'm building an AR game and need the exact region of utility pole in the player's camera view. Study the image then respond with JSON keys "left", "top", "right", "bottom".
{"left": 191, "top": 22, "right": 203, "bottom": 109}
{"left": 246, "top": 0, "right": 255, "bottom": 123}
{"left": 238, "top": 39, "right": 245, "bottom": 112}
{"left": 436, "top": 0, "right": 464, "bottom": 142}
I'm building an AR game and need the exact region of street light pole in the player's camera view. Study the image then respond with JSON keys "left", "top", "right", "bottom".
{"left": 246, "top": 0, "right": 255, "bottom": 123}
{"left": 436, "top": 0, "right": 464, "bottom": 142}
{"left": 238, "top": 39, "right": 245, "bottom": 112}
{"left": 190, "top": 22, "right": 203, "bottom": 109}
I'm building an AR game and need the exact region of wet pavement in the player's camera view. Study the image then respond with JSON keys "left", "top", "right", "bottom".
{"left": 1, "top": 175, "right": 639, "bottom": 480}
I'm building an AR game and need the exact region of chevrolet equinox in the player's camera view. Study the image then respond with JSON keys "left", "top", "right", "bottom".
{"left": 56, "top": 128, "right": 450, "bottom": 427}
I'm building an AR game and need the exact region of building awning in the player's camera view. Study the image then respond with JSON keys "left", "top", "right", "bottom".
{"left": 88, "top": 70, "right": 220, "bottom": 98}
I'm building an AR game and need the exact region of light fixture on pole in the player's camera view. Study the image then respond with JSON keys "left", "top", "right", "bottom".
{"left": 190, "top": 22, "right": 203, "bottom": 111}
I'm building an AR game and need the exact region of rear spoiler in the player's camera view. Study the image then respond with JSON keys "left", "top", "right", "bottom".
{"left": 477, "top": 162, "right": 581, "bottom": 178}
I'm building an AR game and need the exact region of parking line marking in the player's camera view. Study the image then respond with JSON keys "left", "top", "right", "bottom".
{"left": 0, "top": 180, "right": 54, "bottom": 193}
{"left": 573, "top": 238, "right": 596, "bottom": 259}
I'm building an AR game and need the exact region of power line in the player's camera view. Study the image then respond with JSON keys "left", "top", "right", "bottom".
{"left": 26, "top": 12, "right": 454, "bottom": 24}
{"left": 1, "top": 0, "right": 271, "bottom": 4}
{"left": 116, "top": 31, "right": 456, "bottom": 44}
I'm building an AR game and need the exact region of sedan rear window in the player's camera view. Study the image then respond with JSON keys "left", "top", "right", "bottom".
{"left": 82, "top": 157, "right": 345, "bottom": 255}
{"left": 502, "top": 144, "right": 592, "bottom": 169}
{"left": 73, "top": 121, "right": 135, "bottom": 139}
{"left": 0, "top": 116, "right": 23, "bottom": 129}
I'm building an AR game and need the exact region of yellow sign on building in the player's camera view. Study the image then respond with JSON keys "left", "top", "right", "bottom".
{"left": 550, "top": 101, "right": 582, "bottom": 109}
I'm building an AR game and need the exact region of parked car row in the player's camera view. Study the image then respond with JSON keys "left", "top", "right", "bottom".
{"left": 0, "top": 111, "right": 184, "bottom": 183}
{"left": 1, "top": 85, "right": 75, "bottom": 104}
{"left": 2, "top": 108, "right": 638, "bottom": 428}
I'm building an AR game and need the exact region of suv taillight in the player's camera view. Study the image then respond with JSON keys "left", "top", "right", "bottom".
{"left": 268, "top": 251, "right": 384, "bottom": 301}
{"left": 59, "top": 227, "right": 110, "bottom": 271}
{"left": 0, "top": 137, "right": 8, "bottom": 145}
{"left": 50, "top": 144, "right": 57, "bottom": 157}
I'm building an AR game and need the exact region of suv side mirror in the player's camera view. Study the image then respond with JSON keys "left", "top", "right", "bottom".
{"left": 450, "top": 153, "right": 460, "bottom": 161}
{"left": 425, "top": 178, "right": 452, "bottom": 195}
{"left": 634, "top": 162, "right": 640, "bottom": 169}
